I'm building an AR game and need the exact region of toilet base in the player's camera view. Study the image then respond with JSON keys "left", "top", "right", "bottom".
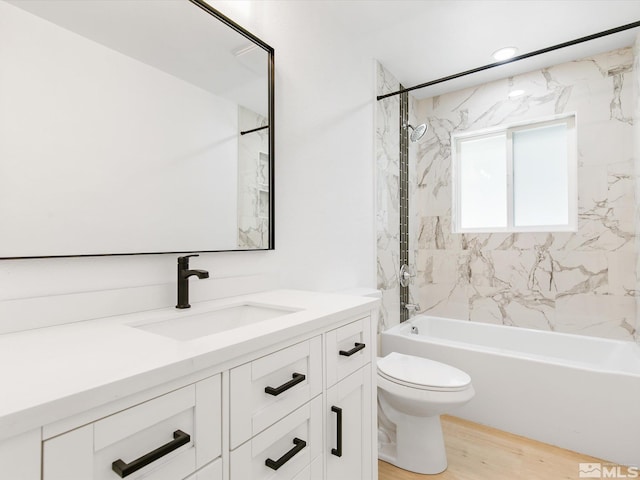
{"left": 378, "top": 414, "right": 448, "bottom": 475}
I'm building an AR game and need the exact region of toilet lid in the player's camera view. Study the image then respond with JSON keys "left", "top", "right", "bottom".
{"left": 378, "top": 352, "right": 471, "bottom": 391}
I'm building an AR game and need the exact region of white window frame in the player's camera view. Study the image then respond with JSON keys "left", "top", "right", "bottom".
{"left": 451, "top": 113, "right": 578, "bottom": 233}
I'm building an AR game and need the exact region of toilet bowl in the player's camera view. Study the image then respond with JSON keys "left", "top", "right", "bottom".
{"left": 377, "top": 352, "right": 475, "bottom": 474}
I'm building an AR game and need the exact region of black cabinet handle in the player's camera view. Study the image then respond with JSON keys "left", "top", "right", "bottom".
{"left": 112, "top": 429, "right": 190, "bottom": 478}
{"left": 264, "top": 372, "right": 305, "bottom": 396}
{"left": 339, "top": 342, "right": 365, "bottom": 357}
{"left": 331, "top": 406, "right": 342, "bottom": 457}
{"left": 265, "top": 437, "right": 307, "bottom": 470}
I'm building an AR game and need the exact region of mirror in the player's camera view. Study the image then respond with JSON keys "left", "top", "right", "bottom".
{"left": 0, "top": 0, "right": 274, "bottom": 258}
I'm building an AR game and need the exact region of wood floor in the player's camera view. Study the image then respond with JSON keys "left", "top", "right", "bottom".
{"left": 378, "top": 415, "right": 629, "bottom": 480}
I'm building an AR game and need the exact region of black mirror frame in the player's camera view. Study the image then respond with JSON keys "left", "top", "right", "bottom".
{"left": 1, "top": 0, "right": 275, "bottom": 260}
{"left": 189, "top": 0, "right": 275, "bottom": 255}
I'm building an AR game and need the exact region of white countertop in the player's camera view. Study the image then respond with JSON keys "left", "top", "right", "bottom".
{"left": 0, "top": 289, "right": 378, "bottom": 441}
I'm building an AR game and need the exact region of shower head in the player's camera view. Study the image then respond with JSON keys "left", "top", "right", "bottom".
{"left": 405, "top": 123, "right": 428, "bottom": 142}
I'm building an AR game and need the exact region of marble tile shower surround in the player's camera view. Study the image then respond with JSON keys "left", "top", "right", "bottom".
{"left": 376, "top": 62, "right": 420, "bottom": 332}
{"left": 411, "top": 46, "right": 639, "bottom": 341}
{"left": 636, "top": 34, "right": 640, "bottom": 342}
{"left": 237, "top": 106, "right": 269, "bottom": 249}
{"left": 376, "top": 62, "right": 401, "bottom": 331}
{"left": 407, "top": 94, "right": 420, "bottom": 317}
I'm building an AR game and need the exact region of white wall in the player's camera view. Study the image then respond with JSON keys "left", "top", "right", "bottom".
{"left": 0, "top": 0, "right": 377, "bottom": 333}
{"left": 222, "top": 0, "right": 377, "bottom": 291}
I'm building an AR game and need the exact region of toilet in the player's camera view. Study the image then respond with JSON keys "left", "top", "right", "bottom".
{"left": 377, "top": 352, "right": 475, "bottom": 474}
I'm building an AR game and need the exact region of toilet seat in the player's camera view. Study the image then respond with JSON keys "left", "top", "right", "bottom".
{"left": 377, "top": 352, "right": 471, "bottom": 392}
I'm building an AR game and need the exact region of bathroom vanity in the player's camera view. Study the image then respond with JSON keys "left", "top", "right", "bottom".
{"left": 0, "top": 290, "right": 378, "bottom": 480}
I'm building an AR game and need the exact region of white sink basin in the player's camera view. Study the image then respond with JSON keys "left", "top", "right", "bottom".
{"left": 131, "top": 303, "right": 299, "bottom": 341}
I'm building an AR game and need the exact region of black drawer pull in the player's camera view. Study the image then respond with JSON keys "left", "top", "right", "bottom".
{"left": 112, "top": 429, "right": 190, "bottom": 478}
{"left": 331, "top": 406, "right": 342, "bottom": 457}
{"left": 264, "top": 372, "right": 305, "bottom": 396}
{"left": 339, "top": 342, "right": 365, "bottom": 357}
{"left": 265, "top": 437, "right": 307, "bottom": 470}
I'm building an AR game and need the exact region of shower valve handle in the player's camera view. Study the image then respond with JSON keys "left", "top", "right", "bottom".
{"left": 399, "top": 264, "right": 415, "bottom": 287}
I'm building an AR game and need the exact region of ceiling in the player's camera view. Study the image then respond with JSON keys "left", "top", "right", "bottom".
{"left": 310, "top": 0, "right": 640, "bottom": 98}
{"left": 8, "top": 0, "right": 640, "bottom": 103}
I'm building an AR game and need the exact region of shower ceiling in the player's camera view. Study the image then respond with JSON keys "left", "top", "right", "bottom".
{"left": 319, "top": 0, "right": 640, "bottom": 98}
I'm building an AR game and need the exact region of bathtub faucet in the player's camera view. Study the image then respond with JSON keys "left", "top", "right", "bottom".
{"left": 402, "top": 302, "right": 421, "bottom": 316}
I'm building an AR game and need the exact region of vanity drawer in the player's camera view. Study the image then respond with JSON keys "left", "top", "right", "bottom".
{"left": 230, "top": 395, "right": 322, "bottom": 480}
{"left": 43, "top": 375, "right": 221, "bottom": 480}
{"left": 230, "top": 336, "right": 322, "bottom": 449}
{"left": 325, "top": 317, "right": 371, "bottom": 387}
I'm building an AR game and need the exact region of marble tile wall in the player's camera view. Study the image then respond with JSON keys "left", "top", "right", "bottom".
{"left": 635, "top": 33, "right": 640, "bottom": 343}
{"left": 376, "top": 61, "right": 421, "bottom": 331}
{"left": 376, "top": 63, "right": 401, "bottom": 331}
{"left": 412, "top": 46, "right": 638, "bottom": 341}
{"left": 237, "top": 105, "right": 269, "bottom": 249}
{"left": 407, "top": 94, "right": 420, "bottom": 316}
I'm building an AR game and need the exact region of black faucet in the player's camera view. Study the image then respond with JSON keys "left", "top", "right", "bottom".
{"left": 176, "top": 254, "right": 209, "bottom": 309}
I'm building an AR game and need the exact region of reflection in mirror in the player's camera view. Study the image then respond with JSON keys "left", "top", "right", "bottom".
{"left": 0, "top": 0, "right": 273, "bottom": 258}
{"left": 238, "top": 107, "right": 270, "bottom": 248}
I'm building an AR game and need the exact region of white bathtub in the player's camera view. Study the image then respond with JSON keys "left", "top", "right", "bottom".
{"left": 381, "top": 315, "right": 640, "bottom": 466}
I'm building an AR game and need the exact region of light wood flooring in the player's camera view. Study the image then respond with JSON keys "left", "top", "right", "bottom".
{"left": 378, "top": 415, "right": 631, "bottom": 480}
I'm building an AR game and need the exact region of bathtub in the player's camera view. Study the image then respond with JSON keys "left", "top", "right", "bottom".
{"left": 381, "top": 315, "right": 640, "bottom": 467}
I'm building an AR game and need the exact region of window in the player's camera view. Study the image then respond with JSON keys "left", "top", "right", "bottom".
{"left": 452, "top": 114, "right": 577, "bottom": 233}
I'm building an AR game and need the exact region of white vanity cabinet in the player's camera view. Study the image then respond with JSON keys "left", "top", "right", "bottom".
{"left": 0, "top": 292, "right": 378, "bottom": 480}
{"left": 43, "top": 375, "right": 222, "bottom": 480}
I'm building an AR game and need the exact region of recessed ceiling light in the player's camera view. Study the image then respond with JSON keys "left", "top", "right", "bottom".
{"left": 508, "top": 89, "right": 525, "bottom": 98}
{"left": 492, "top": 46, "right": 518, "bottom": 61}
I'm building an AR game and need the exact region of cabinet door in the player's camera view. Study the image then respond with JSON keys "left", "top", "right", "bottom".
{"left": 326, "top": 365, "right": 372, "bottom": 480}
